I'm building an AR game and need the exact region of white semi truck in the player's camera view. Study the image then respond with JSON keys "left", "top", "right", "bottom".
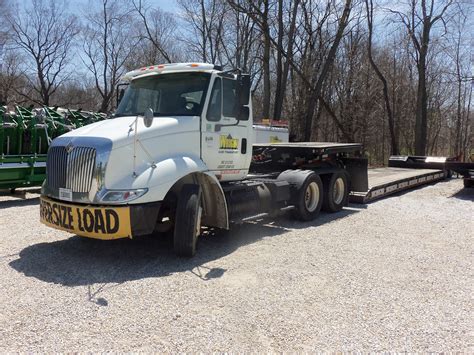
{"left": 39, "top": 63, "right": 446, "bottom": 256}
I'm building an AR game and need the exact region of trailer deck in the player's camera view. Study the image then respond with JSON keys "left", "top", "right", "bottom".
{"left": 253, "top": 142, "right": 362, "bottom": 154}
{"left": 349, "top": 167, "right": 447, "bottom": 204}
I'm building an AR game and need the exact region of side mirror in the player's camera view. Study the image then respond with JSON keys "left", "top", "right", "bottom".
{"left": 143, "top": 108, "right": 154, "bottom": 128}
{"left": 237, "top": 74, "right": 251, "bottom": 106}
{"left": 116, "top": 83, "right": 129, "bottom": 106}
{"left": 117, "top": 89, "right": 125, "bottom": 105}
{"left": 238, "top": 106, "right": 250, "bottom": 121}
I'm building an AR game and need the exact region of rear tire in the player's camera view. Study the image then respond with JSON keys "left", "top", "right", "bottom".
{"left": 322, "top": 172, "right": 349, "bottom": 213}
{"left": 173, "top": 184, "right": 202, "bottom": 257}
{"left": 292, "top": 172, "right": 323, "bottom": 221}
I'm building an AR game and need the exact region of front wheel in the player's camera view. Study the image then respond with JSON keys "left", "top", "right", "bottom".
{"left": 173, "top": 184, "right": 202, "bottom": 257}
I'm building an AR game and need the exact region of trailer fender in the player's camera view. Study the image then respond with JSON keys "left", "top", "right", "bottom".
{"left": 277, "top": 169, "right": 316, "bottom": 205}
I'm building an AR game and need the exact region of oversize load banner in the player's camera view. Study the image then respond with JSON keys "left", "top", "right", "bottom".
{"left": 40, "top": 196, "right": 132, "bottom": 240}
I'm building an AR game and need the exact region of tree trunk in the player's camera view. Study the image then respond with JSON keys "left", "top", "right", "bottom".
{"left": 304, "top": 0, "right": 352, "bottom": 141}
{"left": 415, "top": 52, "right": 428, "bottom": 155}
{"left": 261, "top": 0, "right": 271, "bottom": 119}
{"left": 273, "top": 0, "right": 284, "bottom": 120}
{"left": 273, "top": 0, "right": 300, "bottom": 120}
{"left": 365, "top": 0, "right": 399, "bottom": 155}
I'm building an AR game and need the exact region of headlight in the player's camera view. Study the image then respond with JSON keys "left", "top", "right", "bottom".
{"left": 100, "top": 188, "right": 148, "bottom": 203}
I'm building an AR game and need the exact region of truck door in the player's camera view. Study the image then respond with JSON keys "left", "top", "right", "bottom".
{"left": 201, "top": 75, "right": 252, "bottom": 181}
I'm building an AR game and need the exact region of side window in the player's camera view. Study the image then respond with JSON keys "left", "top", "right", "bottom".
{"left": 206, "top": 78, "right": 222, "bottom": 122}
{"left": 223, "top": 78, "right": 237, "bottom": 118}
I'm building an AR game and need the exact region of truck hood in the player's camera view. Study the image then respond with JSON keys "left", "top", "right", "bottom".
{"left": 60, "top": 115, "right": 200, "bottom": 149}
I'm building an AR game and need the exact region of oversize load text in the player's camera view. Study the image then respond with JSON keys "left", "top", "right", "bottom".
{"left": 40, "top": 199, "right": 121, "bottom": 234}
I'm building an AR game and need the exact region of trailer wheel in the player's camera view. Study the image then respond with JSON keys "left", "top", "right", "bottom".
{"left": 173, "top": 184, "right": 202, "bottom": 257}
{"left": 322, "top": 172, "right": 349, "bottom": 212}
{"left": 292, "top": 172, "right": 323, "bottom": 221}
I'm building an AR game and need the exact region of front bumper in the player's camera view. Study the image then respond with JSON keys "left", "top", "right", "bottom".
{"left": 39, "top": 196, "right": 161, "bottom": 240}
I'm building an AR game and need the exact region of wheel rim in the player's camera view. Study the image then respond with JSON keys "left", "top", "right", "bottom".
{"left": 333, "top": 177, "right": 345, "bottom": 205}
{"left": 305, "top": 182, "right": 320, "bottom": 212}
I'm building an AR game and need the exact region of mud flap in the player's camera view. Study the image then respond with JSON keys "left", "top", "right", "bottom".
{"left": 342, "top": 157, "right": 369, "bottom": 192}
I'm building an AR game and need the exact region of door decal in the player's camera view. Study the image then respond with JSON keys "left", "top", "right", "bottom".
{"left": 219, "top": 134, "right": 239, "bottom": 150}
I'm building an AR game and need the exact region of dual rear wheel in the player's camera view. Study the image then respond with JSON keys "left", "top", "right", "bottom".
{"left": 322, "top": 172, "right": 349, "bottom": 213}
{"left": 290, "top": 170, "right": 349, "bottom": 221}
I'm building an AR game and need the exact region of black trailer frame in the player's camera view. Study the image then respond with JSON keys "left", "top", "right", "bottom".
{"left": 250, "top": 147, "right": 453, "bottom": 206}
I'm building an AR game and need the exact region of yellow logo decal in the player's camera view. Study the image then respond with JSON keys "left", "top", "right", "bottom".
{"left": 270, "top": 135, "right": 282, "bottom": 143}
{"left": 219, "top": 134, "right": 238, "bottom": 150}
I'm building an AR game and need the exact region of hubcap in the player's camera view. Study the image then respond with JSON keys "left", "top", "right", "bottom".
{"left": 304, "top": 182, "right": 320, "bottom": 212}
{"left": 333, "top": 177, "right": 345, "bottom": 205}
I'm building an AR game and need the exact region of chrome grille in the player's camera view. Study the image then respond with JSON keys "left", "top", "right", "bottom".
{"left": 47, "top": 146, "right": 96, "bottom": 193}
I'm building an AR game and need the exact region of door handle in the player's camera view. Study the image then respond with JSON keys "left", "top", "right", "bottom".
{"left": 241, "top": 138, "right": 247, "bottom": 154}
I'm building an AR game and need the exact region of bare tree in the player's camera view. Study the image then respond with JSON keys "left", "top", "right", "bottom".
{"left": 227, "top": 0, "right": 273, "bottom": 119}
{"left": 389, "top": 0, "right": 455, "bottom": 155}
{"left": 7, "top": 0, "right": 78, "bottom": 106}
{"left": 82, "top": 0, "right": 138, "bottom": 112}
{"left": 365, "top": 0, "right": 398, "bottom": 154}
{"left": 449, "top": 10, "right": 471, "bottom": 159}
{"left": 178, "top": 0, "right": 228, "bottom": 64}
{"left": 132, "top": 0, "right": 177, "bottom": 63}
{"left": 304, "top": 0, "right": 353, "bottom": 141}
{"left": 0, "top": 50, "right": 23, "bottom": 104}
{"left": 273, "top": 0, "right": 300, "bottom": 120}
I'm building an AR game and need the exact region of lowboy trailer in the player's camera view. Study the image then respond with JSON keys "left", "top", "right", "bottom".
{"left": 39, "top": 63, "right": 453, "bottom": 257}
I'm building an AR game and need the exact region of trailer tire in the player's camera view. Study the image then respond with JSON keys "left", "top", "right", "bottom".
{"left": 173, "top": 184, "right": 202, "bottom": 257}
{"left": 292, "top": 172, "right": 323, "bottom": 221}
{"left": 322, "top": 172, "right": 349, "bottom": 213}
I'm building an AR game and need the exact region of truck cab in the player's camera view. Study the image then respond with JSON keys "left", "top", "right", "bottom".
{"left": 40, "top": 64, "right": 252, "bottom": 246}
{"left": 117, "top": 63, "right": 253, "bottom": 182}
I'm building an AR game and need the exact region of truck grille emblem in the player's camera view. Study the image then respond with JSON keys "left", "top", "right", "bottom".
{"left": 65, "top": 143, "right": 74, "bottom": 154}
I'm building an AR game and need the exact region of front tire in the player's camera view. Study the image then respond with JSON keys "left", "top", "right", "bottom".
{"left": 173, "top": 184, "right": 202, "bottom": 257}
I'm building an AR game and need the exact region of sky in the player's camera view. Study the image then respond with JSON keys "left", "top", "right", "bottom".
{"left": 71, "top": 0, "right": 179, "bottom": 13}
{"left": 152, "top": 0, "right": 178, "bottom": 12}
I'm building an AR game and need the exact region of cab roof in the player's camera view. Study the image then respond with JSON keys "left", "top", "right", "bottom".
{"left": 122, "top": 63, "right": 221, "bottom": 82}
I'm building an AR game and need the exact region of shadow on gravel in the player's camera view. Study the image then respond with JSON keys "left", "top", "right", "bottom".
{"left": 0, "top": 187, "right": 41, "bottom": 196}
{"left": 450, "top": 187, "right": 474, "bottom": 201}
{"left": 0, "top": 197, "right": 39, "bottom": 209}
{"left": 9, "top": 208, "right": 359, "bottom": 287}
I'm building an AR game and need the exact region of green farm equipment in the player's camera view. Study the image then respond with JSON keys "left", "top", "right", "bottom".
{"left": 0, "top": 105, "right": 107, "bottom": 191}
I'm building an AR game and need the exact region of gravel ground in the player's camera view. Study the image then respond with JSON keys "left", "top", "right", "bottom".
{"left": 0, "top": 179, "right": 472, "bottom": 352}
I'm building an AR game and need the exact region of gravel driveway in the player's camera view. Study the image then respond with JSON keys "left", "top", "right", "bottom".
{"left": 0, "top": 179, "right": 472, "bottom": 352}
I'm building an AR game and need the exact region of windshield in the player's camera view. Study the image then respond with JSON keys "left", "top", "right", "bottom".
{"left": 115, "top": 72, "right": 211, "bottom": 117}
